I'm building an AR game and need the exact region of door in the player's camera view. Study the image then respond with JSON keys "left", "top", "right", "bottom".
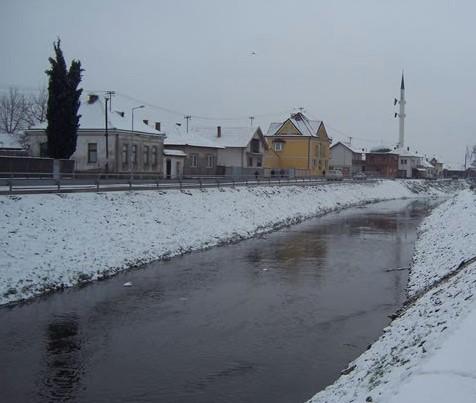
{"left": 166, "top": 159, "right": 172, "bottom": 179}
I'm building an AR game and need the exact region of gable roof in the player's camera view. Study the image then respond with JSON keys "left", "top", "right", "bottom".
{"left": 30, "top": 94, "right": 165, "bottom": 136}
{"left": 164, "top": 125, "right": 223, "bottom": 149}
{"left": 331, "top": 141, "right": 365, "bottom": 154}
{"left": 267, "top": 112, "right": 322, "bottom": 137}
{"left": 190, "top": 126, "right": 265, "bottom": 148}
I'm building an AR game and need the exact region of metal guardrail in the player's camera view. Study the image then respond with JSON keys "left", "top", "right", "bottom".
{"left": 0, "top": 173, "right": 374, "bottom": 195}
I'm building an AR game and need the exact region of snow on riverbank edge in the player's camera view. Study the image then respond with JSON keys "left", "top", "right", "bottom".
{"left": 308, "top": 188, "right": 476, "bottom": 403}
{"left": 0, "top": 179, "right": 466, "bottom": 306}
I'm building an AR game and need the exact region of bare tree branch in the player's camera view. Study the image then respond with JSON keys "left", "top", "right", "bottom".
{"left": 25, "top": 87, "right": 48, "bottom": 127}
{"left": 0, "top": 87, "right": 29, "bottom": 133}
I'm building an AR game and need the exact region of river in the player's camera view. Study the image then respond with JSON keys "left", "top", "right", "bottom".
{"left": 0, "top": 198, "right": 438, "bottom": 403}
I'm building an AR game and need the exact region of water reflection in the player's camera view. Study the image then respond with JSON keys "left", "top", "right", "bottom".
{"left": 38, "top": 314, "right": 82, "bottom": 402}
{"left": 0, "top": 199, "right": 441, "bottom": 403}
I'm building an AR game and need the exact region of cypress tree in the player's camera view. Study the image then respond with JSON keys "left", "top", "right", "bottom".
{"left": 45, "top": 39, "right": 83, "bottom": 159}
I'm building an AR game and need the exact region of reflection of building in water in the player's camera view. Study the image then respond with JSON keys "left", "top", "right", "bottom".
{"left": 38, "top": 315, "right": 82, "bottom": 402}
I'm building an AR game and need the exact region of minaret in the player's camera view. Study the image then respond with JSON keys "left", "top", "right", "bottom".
{"left": 398, "top": 73, "right": 406, "bottom": 148}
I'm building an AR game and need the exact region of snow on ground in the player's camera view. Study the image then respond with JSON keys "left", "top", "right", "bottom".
{"left": 309, "top": 187, "right": 476, "bottom": 403}
{"left": 0, "top": 180, "right": 465, "bottom": 306}
{"left": 408, "top": 189, "right": 476, "bottom": 296}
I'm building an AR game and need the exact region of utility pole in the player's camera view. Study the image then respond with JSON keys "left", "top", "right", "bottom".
{"left": 249, "top": 116, "right": 254, "bottom": 127}
{"left": 104, "top": 95, "right": 110, "bottom": 172}
{"left": 184, "top": 115, "right": 192, "bottom": 133}
{"left": 105, "top": 90, "right": 115, "bottom": 112}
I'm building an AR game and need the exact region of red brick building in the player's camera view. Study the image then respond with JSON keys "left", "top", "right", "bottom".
{"left": 365, "top": 152, "right": 399, "bottom": 178}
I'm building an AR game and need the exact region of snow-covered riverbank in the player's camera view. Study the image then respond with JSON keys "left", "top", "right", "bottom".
{"left": 309, "top": 188, "right": 476, "bottom": 403}
{"left": 0, "top": 180, "right": 466, "bottom": 306}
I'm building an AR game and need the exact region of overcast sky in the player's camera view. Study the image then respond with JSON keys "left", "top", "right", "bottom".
{"left": 1, "top": 0, "right": 475, "bottom": 163}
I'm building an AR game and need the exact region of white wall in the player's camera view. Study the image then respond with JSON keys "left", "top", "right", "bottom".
{"left": 163, "top": 156, "right": 184, "bottom": 178}
{"left": 398, "top": 156, "right": 422, "bottom": 178}
{"left": 330, "top": 144, "right": 353, "bottom": 168}
{"left": 217, "top": 148, "right": 243, "bottom": 167}
{"left": 26, "top": 130, "right": 164, "bottom": 173}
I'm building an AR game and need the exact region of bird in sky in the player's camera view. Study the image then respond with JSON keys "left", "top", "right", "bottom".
{"left": 251, "top": 51, "right": 256, "bottom": 55}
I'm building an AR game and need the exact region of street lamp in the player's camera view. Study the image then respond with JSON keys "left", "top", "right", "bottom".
{"left": 130, "top": 105, "right": 145, "bottom": 178}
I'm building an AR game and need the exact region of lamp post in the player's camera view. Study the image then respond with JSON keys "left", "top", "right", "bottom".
{"left": 130, "top": 105, "right": 144, "bottom": 178}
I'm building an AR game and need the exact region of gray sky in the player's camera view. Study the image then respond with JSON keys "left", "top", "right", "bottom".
{"left": 1, "top": 0, "right": 475, "bottom": 163}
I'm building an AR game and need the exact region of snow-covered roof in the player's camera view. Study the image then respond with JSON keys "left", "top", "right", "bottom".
{"left": 267, "top": 112, "right": 322, "bottom": 137}
{"left": 163, "top": 149, "right": 187, "bottom": 157}
{"left": 420, "top": 159, "right": 435, "bottom": 168}
{"left": 190, "top": 126, "right": 263, "bottom": 148}
{"left": 164, "top": 125, "right": 223, "bottom": 149}
{"left": 30, "top": 94, "right": 164, "bottom": 136}
{"left": 331, "top": 141, "right": 365, "bottom": 154}
{"left": 395, "top": 147, "right": 423, "bottom": 158}
{"left": 0, "top": 132, "right": 22, "bottom": 149}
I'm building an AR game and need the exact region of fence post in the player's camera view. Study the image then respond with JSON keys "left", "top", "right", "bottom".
{"left": 56, "top": 179, "right": 60, "bottom": 192}
{"left": 179, "top": 178, "right": 183, "bottom": 191}
{"left": 7, "top": 179, "right": 12, "bottom": 193}
{"left": 96, "top": 178, "right": 100, "bottom": 192}
{"left": 199, "top": 178, "right": 202, "bottom": 190}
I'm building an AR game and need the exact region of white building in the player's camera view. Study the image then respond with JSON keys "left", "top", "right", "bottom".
{"left": 25, "top": 94, "right": 165, "bottom": 174}
{"left": 191, "top": 126, "right": 268, "bottom": 175}
{"left": 329, "top": 141, "right": 365, "bottom": 177}
{"left": 397, "top": 147, "right": 422, "bottom": 178}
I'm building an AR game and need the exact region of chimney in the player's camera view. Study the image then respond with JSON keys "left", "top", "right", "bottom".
{"left": 155, "top": 122, "right": 161, "bottom": 131}
{"left": 143, "top": 119, "right": 149, "bottom": 126}
{"left": 217, "top": 126, "right": 221, "bottom": 138}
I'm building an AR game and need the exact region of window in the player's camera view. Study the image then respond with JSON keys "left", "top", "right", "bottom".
{"left": 122, "top": 144, "right": 128, "bottom": 164}
{"left": 316, "top": 144, "right": 321, "bottom": 158}
{"left": 248, "top": 157, "right": 253, "bottom": 167}
{"left": 151, "top": 146, "right": 158, "bottom": 166}
{"left": 257, "top": 159, "right": 262, "bottom": 167}
{"left": 39, "top": 142, "right": 48, "bottom": 157}
{"left": 143, "top": 145, "right": 149, "bottom": 166}
{"left": 191, "top": 154, "right": 198, "bottom": 168}
{"left": 132, "top": 145, "right": 137, "bottom": 165}
{"left": 312, "top": 159, "right": 317, "bottom": 168}
{"left": 250, "top": 139, "right": 260, "bottom": 153}
{"left": 88, "top": 143, "right": 97, "bottom": 163}
{"left": 274, "top": 142, "right": 283, "bottom": 152}
{"left": 207, "top": 155, "right": 215, "bottom": 168}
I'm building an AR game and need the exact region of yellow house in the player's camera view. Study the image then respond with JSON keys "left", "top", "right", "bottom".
{"left": 264, "top": 112, "right": 331, "bottom": 176}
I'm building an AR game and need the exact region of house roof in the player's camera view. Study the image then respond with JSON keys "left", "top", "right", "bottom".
{"left": 267, "top": 112, "right": 322, "bottom": 137}
{"left": 164, "top": 125, "right": 223, "bottom": 149}
{"left": 420, "top": 159, "right": 435, "bottom": 168}
{"left": 30, "top": 94, "right": 165, "bottom": 136}
{"left": 0, "top": 132, "right": 22, "bottom": 149}
{"left": 394, "top": 146, "right": 422, "bottom": 158}
{"left": 331, "top": 141, "right": 365, "bottom": 154}
{"left": 190, "top": 126, "right": 264, "bottom": 148}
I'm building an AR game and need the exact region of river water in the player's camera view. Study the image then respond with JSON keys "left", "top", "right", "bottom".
{"left": 0, "top": 199, "right": 437, "bottom": 403}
